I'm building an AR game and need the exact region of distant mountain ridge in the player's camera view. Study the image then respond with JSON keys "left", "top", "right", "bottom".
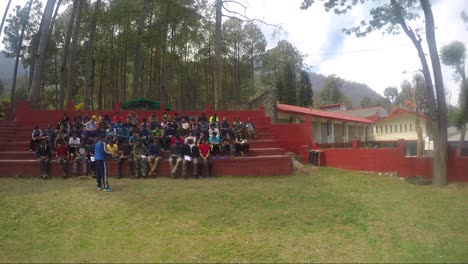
{"left": 0, "top": 52, "right": 28, "bottom": 88}
{"left": 308, "top": 72, "right": 385, "bottom": 108}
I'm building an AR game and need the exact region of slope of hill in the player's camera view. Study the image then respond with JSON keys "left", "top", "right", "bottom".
{"left": 308, "top": 72, "right": 385, "bottom": 108}
{"left": 0, "top": 52, "right": 28, "bottom": 84}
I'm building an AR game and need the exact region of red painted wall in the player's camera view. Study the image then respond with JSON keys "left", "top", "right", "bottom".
{"left": 313, "top": 139, "right": 467, "bottom": 182}
{"left": 269, "top": 116, "right": 313, "bottom": 161}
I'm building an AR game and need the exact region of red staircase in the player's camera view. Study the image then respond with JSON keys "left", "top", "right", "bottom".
{"left": 0, "top": 118, "right": 291, "bottom": 178}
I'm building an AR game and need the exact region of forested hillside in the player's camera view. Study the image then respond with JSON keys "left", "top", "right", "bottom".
{"left": 308, "top": 72, "right": 385, "bottom": 108}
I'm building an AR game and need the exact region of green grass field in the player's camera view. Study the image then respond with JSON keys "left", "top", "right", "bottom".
{"left": 1, "top": 167, "right": 467, "bottom": 263}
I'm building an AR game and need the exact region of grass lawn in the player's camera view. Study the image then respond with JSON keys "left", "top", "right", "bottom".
{"left": 0, "top": 167, "right": 467, "bottom": 263}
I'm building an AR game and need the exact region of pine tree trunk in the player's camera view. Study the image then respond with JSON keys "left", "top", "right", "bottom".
{"left": 457, "top": 78, "right": 467, "bottom": 156}
{"left": 122, "top": 53, "right": 127, "bottom": 102}
{"left": 0, "top": 0, "right": 12, "bottom": 37}
{"left": 159, "top": 0, "right": 172, "bottom": 103}
{"left": 58, "top": 0, "right": 78, "bottom": 109}
{"left": 83, "top": 0, "right": 101, "bottom": 110}
{"left": 109, "top": 24, "right": 115, "bottom": 108}
{"left": 214, "top": 0, "right": 223, "bottom": 111}
{"left": 98, "top": 63, "right": 104, "bottom": 110}
{"left": 421, "top": 0, "right": 448, "bottom": 186}
{"left": 133, "top": 0, "right": 148, "bottom": 99}
{"left": 9, "top": 0, "right": 33, "bottom": 119}
{"left": 28, "top": 0, "right": 49, "bottom": 92}
{"left": 28, "top": 0, "right": 57, "bottom": 108}
{"left": 66, "top": 0, "right": 83, "bottom": 102}
{"left": 251, "top": 40, "right": 255, "bottom": 91}
{"left": 457, "top": 124, "right": 466, "bottom": 156}
{"left": 49, "top": 0, "right": 62, "bottom": 31}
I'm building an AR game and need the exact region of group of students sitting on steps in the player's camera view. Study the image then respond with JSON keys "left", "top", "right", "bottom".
{"left": 30, "top": 111, "right": 257, "bottom": 179}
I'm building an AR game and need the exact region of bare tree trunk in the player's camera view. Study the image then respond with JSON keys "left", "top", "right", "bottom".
{"left": 159, "top": 0, "right": 172, "bottom": 102}
{"left": 236, "top": 41, "right": 241, "bottom": 100}
{"left": 84, "top": 0, "right": 101, "bottom": 110}
{"left": 149, "top": 47, "right": 153, "bottom": 98}
{"left": 49, "top": 0, "right": 63, "bottom": 31}
{"left": 457, "top": 74, "right": 467, "bottom": 156}
{"left": 109, "top": 24, "right": 115, "bottom": 107}
{"left": 66, "top": 0, "right": 83, "bottom": 102}
{"left": 421, "top": 0, "right": 448, "bottom": 186}
{"left": 59, "top": 0, "right": 78, "bottom": 109}
{"left": 392, "top": 0, "right": 445, "bottom": 185}
{"left": 122, "top": 53, "right": 127, "bottom": 101}
{"left": 458, "top": 124, "right": 466, "bottom": 155}
{"left": 54, "top": 48, "right": 58, "bottom": 109}
{"left": 415, "top": 110, "right": 424, "bottom": 157}
{"left": 28, "top": 0, "right": 57, "bottom": 108}
{"left": 0, "top": 0, "right": 12, "bottom": 37}
{"left": 214, "top": 0, "right": 223, "bottom": 110}
{"left": 98, "top": 63, "right": 104, "bottom": 110}
{"left": 9, "top": 0, "right": 33, "bottom": 119}
{"left": 251, "top": 39, "right": 255, "bottom": 91}
{"left": 133, "top": 0, "right": 148, "bottom": 99}
{"left": 90, "top": 59, "right": 96, "bottom": 108}
{"left": 28, "top": 5, "right": 47, "bottom": 92}
{"left": 208, "top": 35, "right": 213, "bottom": 105}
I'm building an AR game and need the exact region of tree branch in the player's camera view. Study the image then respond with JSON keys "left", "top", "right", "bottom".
{"left": 223, "top": 0, "right": 247, "bottom": 11}
{"left": 221, "top": 5, "right": 283, "bottom": 29}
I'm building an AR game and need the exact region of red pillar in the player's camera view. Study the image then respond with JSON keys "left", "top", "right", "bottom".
{"left": 352, "top": 139, "right": 359, "bottom": 149}
{"left": 398, "top": 139, "right": 405, "bottom": 156}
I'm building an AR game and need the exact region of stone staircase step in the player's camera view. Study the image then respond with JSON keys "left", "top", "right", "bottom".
{"left": 248, "top": 139, "right": 280, "bottom": 148}
{"left": 0, "top": 142, "right": 29, "bottom": 151}
{"left": 249, "top": 147, "right": 285, "bottom": 156}
{"left": 0, "top": 155, "right": 291, "bottom": 177}
{"left": 0, "top": 151, "right": 36, "bottom": 159}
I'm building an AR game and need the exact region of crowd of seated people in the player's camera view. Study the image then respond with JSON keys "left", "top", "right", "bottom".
{"left": 31, "top": 111, "right": 257, "bottom": 179}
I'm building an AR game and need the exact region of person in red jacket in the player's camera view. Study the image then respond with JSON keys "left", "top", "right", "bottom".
{"left": 112, "top": 112, "right": 123, "bottom": 124}
{"left": 198, "top": 138, "right": 212, "bottom": 178}
{"left": 55, "top": 139, "right": 70, "bottom": 177}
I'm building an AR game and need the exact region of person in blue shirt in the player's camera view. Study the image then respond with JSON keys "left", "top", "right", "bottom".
{"left": 209, "top": 131, "right": 221, "bottom": 156}
{"left": 94, "top": 134, "right": 112, "bottom": 192}
{"left": 139, "top": 125, "right": 151, "bottom": 147}
{"left": 117, "top": 125, "right": 130, "bottom": 144}
{"left": 147, "top": 140, "right": 162, "bottom": 176}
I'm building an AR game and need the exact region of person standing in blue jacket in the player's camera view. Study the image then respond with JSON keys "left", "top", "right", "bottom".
{"left": 94, "top": 134, "right": 112, "bottom": 192}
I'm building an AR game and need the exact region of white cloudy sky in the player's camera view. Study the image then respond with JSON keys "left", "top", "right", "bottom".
{"left": 1, "top": 0, "right": 467, "bottom": 105}
{"left": 229, "top": 0, "right": 468, "bottom": 105}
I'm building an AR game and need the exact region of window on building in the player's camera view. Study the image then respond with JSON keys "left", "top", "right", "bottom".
{"left": 395, "top": 125, "right": 398, "bottom": 132}
{"left": 410, "top": 123, "right": 412, "bottom": 132}
{"left": 405, "top": 124, "right": 407, "bottom": 132}
{"left": 390, "top": 125, "right": 392, "bottom": 133}
{"left": 400, "top": 124, "right": 402, "bottom": 132}
{"left": 380, "top": 126, "right": 383, "bottom": 133}
{"left": 385, "top": 125, "right": 388, "bottom": 133}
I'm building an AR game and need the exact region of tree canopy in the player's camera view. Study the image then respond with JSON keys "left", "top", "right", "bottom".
{"left": 1, "top": 0, "right": 315, "bottom": 113}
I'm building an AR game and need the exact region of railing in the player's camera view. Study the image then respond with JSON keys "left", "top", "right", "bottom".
{"left": 359, "top": 136, "right": 399, "bottom": 149}
{"left": 315, "top": 136, "right": 353, "bottom": 149}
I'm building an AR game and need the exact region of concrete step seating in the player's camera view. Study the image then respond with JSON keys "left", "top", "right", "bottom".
{"left": 0, "top": 119, "right": 291, "bottom": 178}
